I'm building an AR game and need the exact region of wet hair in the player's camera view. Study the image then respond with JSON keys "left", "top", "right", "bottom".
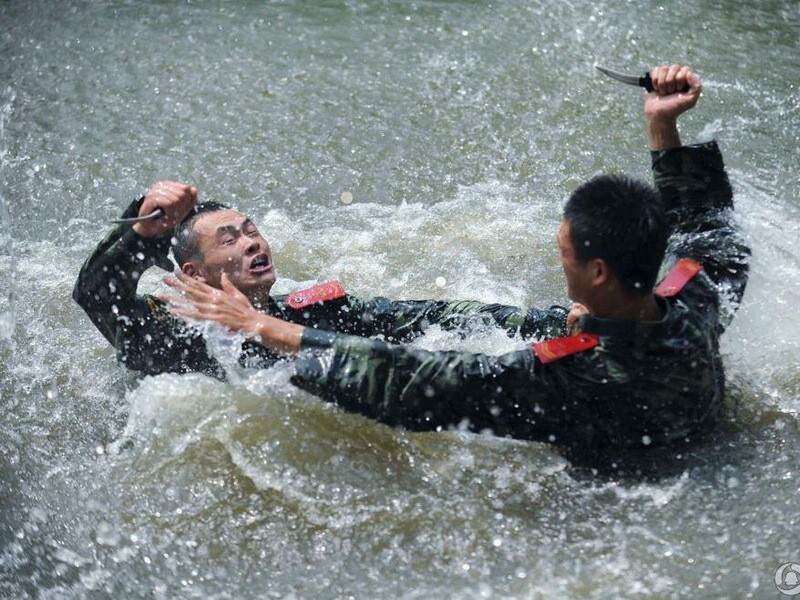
{"left": 172, "top": 201, "right": 231, "bottom": 267}
{"left": 563, "top": 174, "right": 669, "bottom": 297}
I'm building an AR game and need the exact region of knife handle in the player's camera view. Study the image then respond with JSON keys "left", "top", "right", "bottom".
{"left": 640, "top": 72, "right": 691, "bottom": 94}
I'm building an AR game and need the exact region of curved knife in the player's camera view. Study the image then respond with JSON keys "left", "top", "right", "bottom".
{"left": 595, "top": 65, "right": 654, "bottom": 92}
{"left": 110, "top": 208, "right": 164, "bottom": 224}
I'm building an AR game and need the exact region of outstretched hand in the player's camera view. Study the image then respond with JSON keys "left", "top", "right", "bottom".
{"left": 160, "top": 272, "right": 304, "bottom": 354}
{"left": 161, "top": 271, "right": 261, "bottom": 333}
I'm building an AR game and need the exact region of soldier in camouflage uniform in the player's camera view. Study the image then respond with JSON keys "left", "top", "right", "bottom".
{"left": 165, "top": 64, "right": 750, "bottom": 464}
{"left": 74, "top": 184, "right": 566, "bottom": 379}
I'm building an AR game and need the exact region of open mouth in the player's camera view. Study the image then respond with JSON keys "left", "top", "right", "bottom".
{"left": 249, "top": 254, "right": 272, "bottom": 274}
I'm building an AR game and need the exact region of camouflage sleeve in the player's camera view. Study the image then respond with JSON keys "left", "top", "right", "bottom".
{"left": 72, "top": 198, "right": 174, "bottom": 345}
{"left": 72, "top": 203, "right": 225, "bottom": 377}
{"left": 290, "top": 329, "right": 561, "bottom": 439}
{"left": 341, "top": 296, "right": 568, "bottom": 342}
{"left": 652, "top": 141, "right": 750, "bottom": 327}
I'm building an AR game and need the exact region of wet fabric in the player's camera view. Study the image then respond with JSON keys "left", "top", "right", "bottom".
{"left": 291, "top": 141, "right": 751, "bottom": 458}
{"left": 72, "top": 199, "right": 567, "bottom": 379}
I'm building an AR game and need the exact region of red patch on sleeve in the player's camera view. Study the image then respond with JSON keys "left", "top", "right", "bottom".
{"left": 286, "top": 281, "right": 346, "bottom": 309}
{"left": 532, "top": 334, "right": 599, "bottom": 364}
{"left": 655, "top": 258, "right": 704, "bottom": 297}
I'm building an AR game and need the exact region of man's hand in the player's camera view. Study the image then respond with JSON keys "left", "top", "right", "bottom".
{"left": 132, "top": 181, "right": 198, "bottom": 238}
{"left": 567, "top": 302, "right": 589, "bottom": 333}
{"left": 644, "top": 64, "right": 702, "bottom": 151}
{"left": 161, "top": 272, "right": 304, "bottom": 355}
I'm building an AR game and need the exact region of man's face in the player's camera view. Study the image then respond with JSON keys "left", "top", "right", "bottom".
{"left": 557, "top": 219, "right": 593, "bottom": 304}
{"left": 188, "top": 209, "right": 276, "bottom": 302}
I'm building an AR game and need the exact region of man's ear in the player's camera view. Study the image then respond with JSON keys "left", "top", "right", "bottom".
{"left": 181, "top": 262, "right": 201, "bottom": 279}
{"left": 591, "top": 258, "right": 611, "bottom": 286}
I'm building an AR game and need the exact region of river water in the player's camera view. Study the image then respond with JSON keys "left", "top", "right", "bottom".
{"left": 1, "top": 1, "right": 799, "bottom": 598}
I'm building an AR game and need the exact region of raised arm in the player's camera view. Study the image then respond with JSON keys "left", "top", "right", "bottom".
{"left": 73, "top": 182, "right": 198, "bottom": 347}
{"left": 645, "top": 65, "right": 750, "bottom": 326}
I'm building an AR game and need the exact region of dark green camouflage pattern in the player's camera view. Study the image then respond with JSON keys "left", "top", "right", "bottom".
{"left": 291, "top": 142, "right": 750, "bottom": 460}
{"left": 73, "top": 199, "right": 565, "bottom": 379}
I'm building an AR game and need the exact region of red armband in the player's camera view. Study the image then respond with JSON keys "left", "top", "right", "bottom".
{"left": 655, "top": 258, "right": 703, "bottom": 297}
{"left": 287, "top": 281, "right": 346, "bottom": 309}
{"left": 532, "top": 334, "right": 599, "bottom": 364}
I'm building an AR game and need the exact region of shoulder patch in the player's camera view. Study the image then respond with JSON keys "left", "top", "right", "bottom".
{"left": 655, "top": 258, "right": 704, "bottom": 297}
{"left": 532, "top": 334, "right": 599, "bottom": 364}
{"left": 287, "top": 281, "right": 346, "bottom": 309}
{"left": 145, "top": 295, "right": 171, "bottom": 321}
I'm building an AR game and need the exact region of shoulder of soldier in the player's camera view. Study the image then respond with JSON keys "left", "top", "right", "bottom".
{"left": 531, "top": 333, "right": 599, "bottom": 364}
{"left": 655, "top": 257, "right": 704, "bottom": 298}
{"left": 277, "top": 281, "right": 348, "bottom": 311}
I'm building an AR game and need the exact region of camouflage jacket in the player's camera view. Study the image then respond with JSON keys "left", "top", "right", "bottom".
{"left": 290, "top": 142, "right": 750, "bottom": 457}
{"left": 73, "top": 199, "right": 567, "bottom": 379}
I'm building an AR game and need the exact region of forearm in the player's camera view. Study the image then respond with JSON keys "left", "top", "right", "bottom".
{"left": 253, "top": 315, "right": 305, "bottom": 355}
{"left": 291, "top": 329, "right": 539, "bottom": 433}
{"left": 344, "top": 297, "right": 517, "bottom": 341}
{"left": 653, "top": 142, "right": 735, "bottom": 227}
{"left": 646, "top": 115, "right": 681, "bottom": 151}
{"left": 346, "top": 296, "right": 567, "bottom": 342}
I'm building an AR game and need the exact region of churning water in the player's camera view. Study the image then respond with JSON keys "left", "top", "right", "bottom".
{"left": 1, "top": 1, "right": 799, "bottom": 598}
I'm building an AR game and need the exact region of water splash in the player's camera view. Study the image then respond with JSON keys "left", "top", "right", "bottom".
{"left": 0, "top": 87, "right": 16, "bottom": 342}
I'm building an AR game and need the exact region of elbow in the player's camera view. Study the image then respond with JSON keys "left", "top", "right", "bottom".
{"left": 72, "top": 271, "right": 110, "bottom": 312}
{"left": 72, "top": 275, "right": 90, "bottom": 308}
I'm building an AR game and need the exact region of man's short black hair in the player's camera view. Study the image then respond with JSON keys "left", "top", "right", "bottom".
{"left": 172, "top": 201, "right": 231, "bottom": 267}
{"left": 563, "top": 174, "right": 669, "bottom": 297}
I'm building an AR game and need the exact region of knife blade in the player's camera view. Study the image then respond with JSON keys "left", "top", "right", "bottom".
{"left": 595, "top": 65, "right": 654, "bottom": 92}
{"left": 110, "top": 207, "right": 165, "bottom": 224}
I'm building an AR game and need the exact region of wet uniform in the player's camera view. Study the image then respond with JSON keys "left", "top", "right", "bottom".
{"left": 73, "top": 199, "right": 567, "bottom": 379}
{"left": 289, "top": 142, "right": 750, "bottom": 459}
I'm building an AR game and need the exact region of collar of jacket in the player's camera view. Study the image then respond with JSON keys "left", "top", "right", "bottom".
{"left": 574, "top": 296, "right": 671, "bottom": 340}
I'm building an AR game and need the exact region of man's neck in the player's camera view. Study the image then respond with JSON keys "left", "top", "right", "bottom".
{"left": 249, "top": 291, "right": 272, "bottom": 311}
{"left": 588, "top": 293, "right": 663, "bottom": 322}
